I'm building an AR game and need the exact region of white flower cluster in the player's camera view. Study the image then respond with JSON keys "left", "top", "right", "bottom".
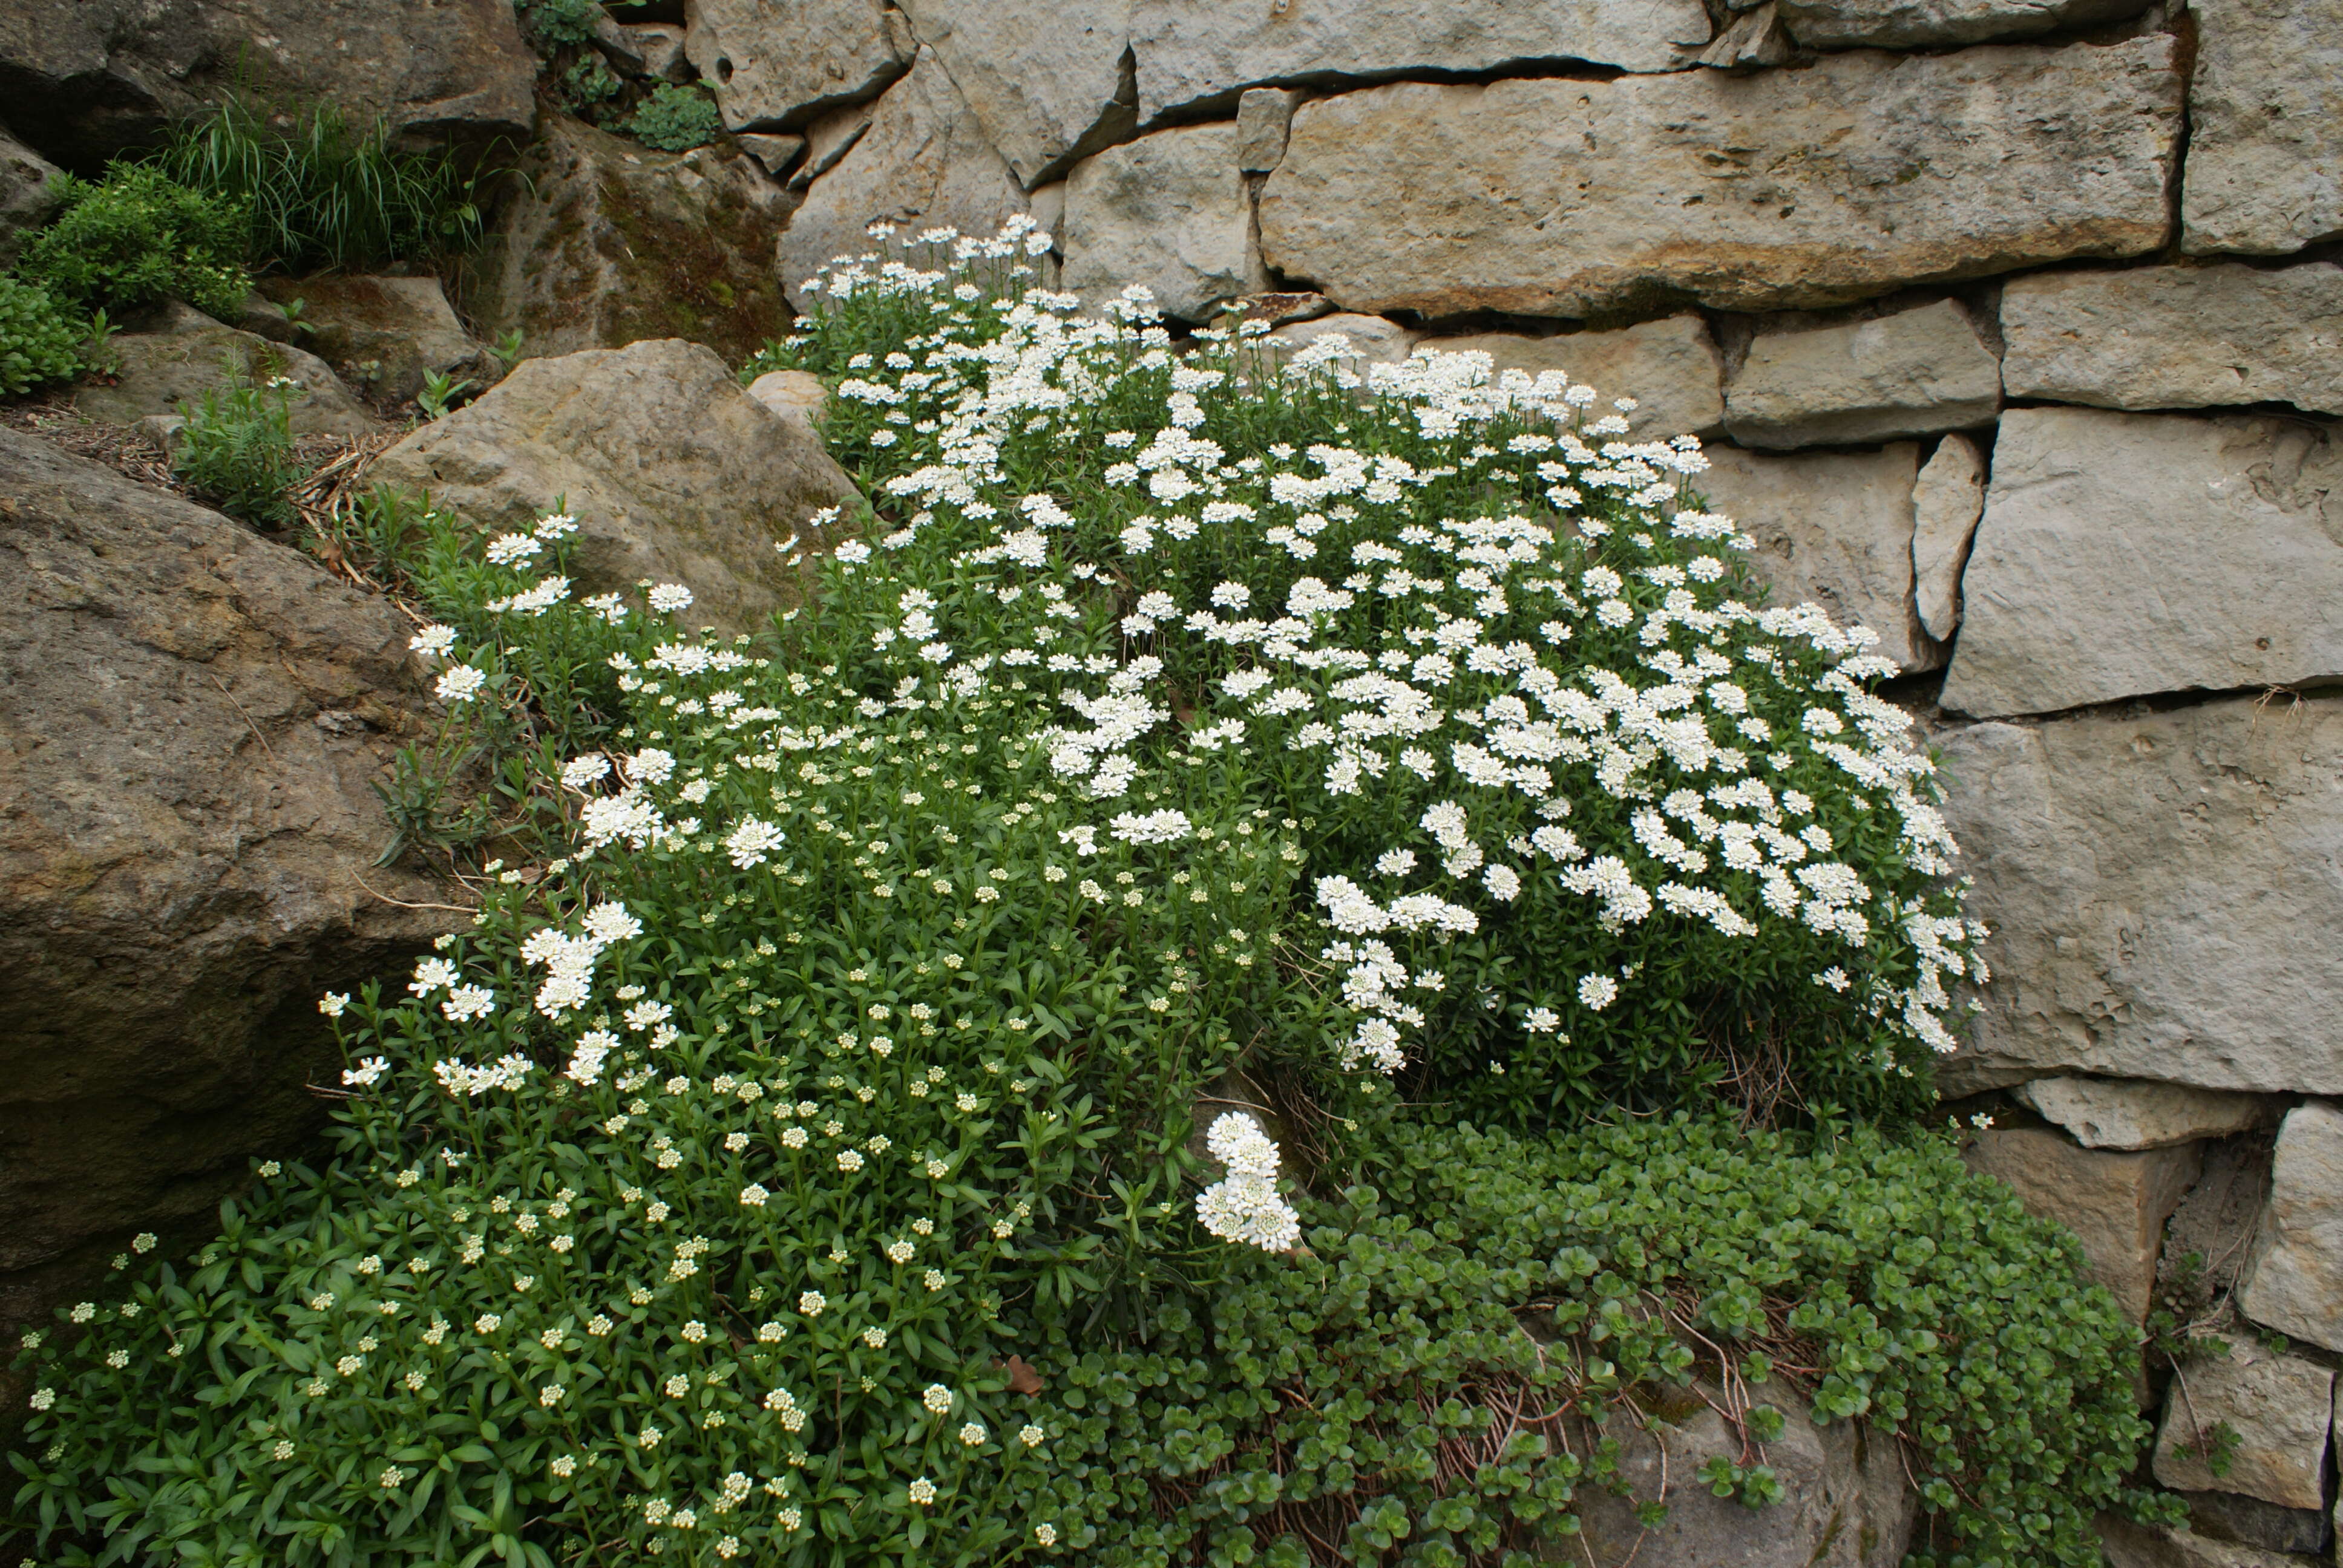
{"left": 1193, "top": 1113, "right": 1300, "bottom": 1253}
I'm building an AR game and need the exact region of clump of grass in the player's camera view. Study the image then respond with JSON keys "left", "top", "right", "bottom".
{"left": 172, "top": 377, "right": 306, "bottom": 530}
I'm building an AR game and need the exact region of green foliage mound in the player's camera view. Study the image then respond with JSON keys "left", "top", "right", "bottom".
{"left": 628, "top": 85, "right": 725, "bottom": 154}
{"left": 18, "top": 165, "right": 249, "bottom": 319}
{"left": 0, "top": 274, "right": 85, "bottom": 396}
{"left": 173, "top": 380, "right": 306, "bottom": 530}
{"left": 8, "top": 227, "right": 2160, "bottom": 1568}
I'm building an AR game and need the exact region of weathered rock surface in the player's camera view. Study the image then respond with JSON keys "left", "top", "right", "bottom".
{"left": 67, "top": 302, "right": 379, "bottom": 436}
{"left": 2159, "top": 1138, "right": 2275, "bottom": 1305}
{"left": 623, "top": 24, "right": 691, "bottom": 83}
{"left": 781, "top": 49, "right": 1032, "bottom": 309}
{"left": 1696, "top": 443, "right": 1936, "bottom": 673}
{"left": 1964, "top": 1127, "right": 2199, "bottom": 1322}
{"left": 2181, "top": 0, "right": 2343, "bottom": 256}
{"left": 1561, "top": 1382, "right": 1915, "bottom": 1567}
{"left": 1063, "top": 121, "right": 1252, "bottom": 323}
{"left": 1236, "top": 87, "right": 1304, "bottom": 174}
{"left": 791, "top": 101, "right": 876, "bottom": 190}
{"left": 460, "top": 116, "right": 791, "bottom": 367}
{"left": 2014, "top": 1078, "right": 2279, "bottom": 1151}
{"left": 1699, "top": 2, "right": 1797, "bottom": 67}
{"left": 1429, "top": 315, "right": 1725, "bottom": 439}
{"left": 683, "top": 0, "right": 909, "bottom": 131}
{"left": 896, "top": 0, "right": 1134, "bottom": 188}
{"left": 258, "top": 275, "right": 491, "bottom": 408}
{"left": 747, "top": 368, "right": 830, "bottom": 438}
{"left": 0, "top": 428, "right": 451, "bottom": 1338}
{"left": 0, "top": 122, "right": 61, "bottom": 263}
{"left": 2236, "top": 1103, "right": 2343, "bottom": 1351}
{"left": 1258, "top": 39, "right": 2181, "bottom": 320}
{"left": 738, "top": 132, "right": 804, "bottom": 180}
{"left": 2102, "top": 1513, "right": 2324, "bottom": 1568}
{"left": 2152, "top": 1338, "right": 2333, "bottom": 1509}
{"left": 1129, "top": 0, "right": 1710, "bottom": 123}
{"left": 1910, "top": 431, "right": 1983, "bottom": 641}
{"left": 373, "top": 339, "right": 859, "bottom": 635}
{"left": 2001, "top": 263, "right": 2343, "bottom": 417}
{"left": 0, "top": 0, "right": 535, "bottom": 171}
{"left": 1725, "top": 301, "right": 2001, "bottom": 449}
{"left": 1936, "top": 697, "right": 2343, "bottom": 1096}
{"left": 1939, "top": 408, "right": 2343, "bottom": 717}
{"left": 1778, "top": 0, "right": 2152, "bottom": 48}
{"left": 2172, "top": 1490, "right": 2332, "bottom": 1558}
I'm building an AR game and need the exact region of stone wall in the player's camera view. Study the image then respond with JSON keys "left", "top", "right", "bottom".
{"left": 710, "top": 0, "right": 2342, "bottom": 1555}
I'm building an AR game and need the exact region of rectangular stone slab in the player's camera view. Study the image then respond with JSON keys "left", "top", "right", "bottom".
{"left": 1936, "top": 696, "right": 2343, "bottom": 1096}
{"left": 2001, "top": 261, "right": 2343, "bottom": 416}
{"left": 1257, "top": 36, "right": 2180, "bottom": 319}
{"left": 2182, "top": 0, "right": 2343, "bottom": 256}
{"left": 1940, "top": 407, "right": 2343, "bottom": 718}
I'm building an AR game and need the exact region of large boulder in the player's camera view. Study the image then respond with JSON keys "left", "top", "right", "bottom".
{"left": 1427, "top": 315, "right": 1726, "bottom": 440}
{"left": 683, "top": 0, "right": 911, "bottom": 131}
{"left": 1063, "top": 122, "right": 1254, "bottom": 323}
{"left": 1964, "top": 1127, "right": 2199, "bottom": 1324}
{"left": 1939, "top": 407, "right": 2343, "bottom": 718}
{"left": 2181, "top": 0, "right": 2343, "bottom": 256}
{"left": 780, "top": 48, "right": 1034, "bottom": 308}
{"left": 0, "top": 0, "right": 535, "bottom": 172}
{"left": 2102, "top": 1514, "right": 2326, "bottom": 1568}
{"left": 1694, "top": 442, "right": 1938, "bottom": 673}
{"left": 1560, "top": 1382, "right": 1915, "bottom": 1566}
{"left": 1777, "top": 0, "right": 2152, "bottom": 47}
{"left": 1999, "top": 261, "right": 2343, "bottom": 417}
{"left": 460, "top": 116, "right": 792, "bottom": 368}
{"left": 1257, "top": 38, "right": 2181, "bottom": 319}
{"left": 2151, "top": 1336, "right": 2333, "bottom": 1510}
{"left": 257, "top": 275, "right": 493, "bottom": 408}
{"left": 372, "top": 339, "right": 859, "bottom": 635}
{"left": 0, "top": 121, "right": 61, "bottom": 264}
{"left": 2235, "top": 1103, "right": 2343, "bottom": 1351}
{"left": 0, "top": 428, "right": 453, "bottom": 1338}
{"left": 1129, "top": 0, "right": 1710, "bottom": 123}
{"left": 895, "top": 0, "right": 1135, "bottom": 188}
{"left": 65, "top": 301, "right": 380, "bottom": 436}
{"left": 1723, "top": 300, "right": 2002, "bottom": 450}
{"left": 1936, "top": 696, "right": 2343, "bottom": 1096}
{"left": 2014, "top": 1078, "right": 2280, "bottom": 1151}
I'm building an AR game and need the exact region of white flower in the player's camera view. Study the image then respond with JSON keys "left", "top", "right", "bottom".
{"left": 739, "top": 1184, "right": 770, "bottom": 1207}
{"left": 923, "top": 1384, "right": 953, "bottom": 1413}
{"left": 958, "top": 1421, "right": 986, "bottom": 1446}
{"left": 408, "top": 624, "right": 457, "bottom": 658}
{"left": 648, "top": 584, "right": 695, "bottom": 613}
{"left": 441, "top": 984, "right": 496, "bottom": 1023}
{"left": 1578, "top": 974, "right": 1620, "bottom": 1011}
{"left": 725, "top": 817, "right": 787, "bottom": 869}
{"left": 318, "top": 991, "right": 350, "bottom": 1018}
{"left": 561, "top": 754, "right": 611, "bottom": 789}
{"left": 485, "top": 533, "right": 542, "bottom": 566}
{"left": 434, "top": 665, "right": 488, "bottom": 703}
{"left": 341, "top": 1056, "right": 388, "bottom": 1088}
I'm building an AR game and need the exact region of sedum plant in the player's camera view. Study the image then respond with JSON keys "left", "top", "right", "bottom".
{"left": 0, "top": 273, "right": 85, "bottom": 397}
{"left": 18, "top": 165, "right": 249, "bottom": 320}
{"left": 8, "top": 226, "right": 2159, "bottom": 1568}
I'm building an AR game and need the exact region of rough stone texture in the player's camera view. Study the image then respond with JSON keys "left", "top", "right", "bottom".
{"left": 2172, "top": 1491, "right": 2330, "bottom": 1558}
{"left": 1129, "top": 0, "right": 1710, "bottom": 123}
{"left": 0, "top": 122, "right": 61, "bottom": 264}
{"left": 67, "top": 302, "right": 380, "bottom": 437}
{"left": 1910, "top": 431, "right": 1982, "bottom": 641}
{"left": 1699, "top": 2, "right": 1797, "bottom": 67}
{"left": 624, "top": 24, "right": 692, "bottom": 83}
{"left": 1063, "top": 122, "right": 1252, "bottom": 324}
{"left": 1428, "top": 315, "right": 1725, "bottom": 439}
{"left": 460, "top": 116, "right": 791, "bottom": 367}
{"left": 791, "top": 100, "right": 875, "bottom": 189}
{"left": 2152, "top": 1338, "right": 2333, "bottom": 1509}
{"left": 747, "top": 368, "right": 830, "bottom": 438}
{"left": 1263, "top": 313, "right": 1420, "bottom": 377}
{"left": 2235, "top": 1103, "right": 2343, "bottom": 1351}
{"left": 2160, "top": 1137, "right": 2276, "bottom": 1304}
{"left": 2102, "top": 1514, "right": 2322, "bottom": 1568}
{"left": 896, "top": 0, "right": 1134, "bottom": 188}
{"left": 737, "top": 132, "right": 804, "bottom": 179}
{"left": 1778, "top": 0, "right": 2152, "bottom": 47}
{"left": 1725, "top": 301, "right": 2002, "bottom": 449}
{"left": 781, "top": 49, "right": 1031, "bottom": 309}
{"left": 256, "top": 275, "right": 491, "bottom": 408}
{"left": 0, "top": 428, "right": 452, "bottom": 1339}
{"left": 373, "top": 340, "right": 859, "bottom": 635}
{"left": 1939, "top": 408, "right": 2343, "bottom": 718}
{"left": 2181, "top": 0, "right": 2343, "bottom": 256}
{"left": 1236, "top": 87, "right": 1303, "bottom": 173}
{"left": 0, "top": 0, "right": 536, "bottom": 171}
{"left": 1561, "top": 1383, "right": 1915, "bottom": 1567}
{"left": 683, "top": 0, "right": 908, "bottom": 131}
{"left": 1936, "top": 697, "right": 2343, "bottom": 1096}
{"left": 2001, "top": 263, "right": 2343, "bottom": 417}
{"left": 1258, "top": 39, "right": 2181, "bottom": 319}
{"left": 1695, "top": 443, "right": 1936, "bottom": 673}
{"left": 1964, "top": 1127, "right": 2200, "bottom": 1322}
{"left": 2014, "top": 1078, "right": 2280, "bottom": 1151}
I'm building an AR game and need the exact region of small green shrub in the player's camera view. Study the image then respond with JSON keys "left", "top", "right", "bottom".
{"left": 0, "top": 274, "right": 84, "bottom": 396}
{"left": 628, "top": 83, "right": 724, "bottom": 154}
{"left": 515, "top": 0, "right": 606, "bottom": 51}
{"left": 173, "top": 379, "right": 306, "bottom": 530}
{"left": 155, "top": 94, "right": 491, "bottom": 274}
{"left": 18, "top": 166, "right": 249, "bottom": 318}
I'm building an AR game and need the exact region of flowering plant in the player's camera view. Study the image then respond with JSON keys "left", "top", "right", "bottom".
{"left": 2, "top": 225, "right": 2066, "bottom": 1568}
